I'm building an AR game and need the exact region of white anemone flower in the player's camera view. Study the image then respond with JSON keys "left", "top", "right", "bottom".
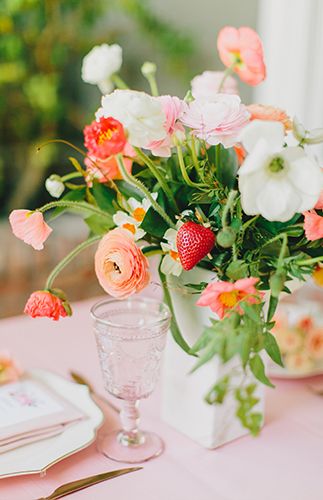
{"left": 96, "top": 90, "right": 167, "bottom": 148}
{"left": 160, "top": 228, "right": 182, "bottom": 276}
{"left": 238, "top": 120, "right": 323, "bottom": 222}
{"left": 81, "top": 44, "right": 122, "bottom": 94}
{"left": 112, "top": 194, "right": 158, "bottom": 241}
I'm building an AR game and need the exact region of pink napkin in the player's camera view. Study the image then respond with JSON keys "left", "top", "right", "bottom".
{"left": 0, "top": 377, "right": 85, "bottom": 453}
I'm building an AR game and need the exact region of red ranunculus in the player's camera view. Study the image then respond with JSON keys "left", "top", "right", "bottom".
{"left": 84, "top": 116, "right": 127, "bottom": 160}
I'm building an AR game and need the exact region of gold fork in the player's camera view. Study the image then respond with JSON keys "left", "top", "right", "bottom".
{"left": 69, "top": 371, "right": 120, "bottom": 413}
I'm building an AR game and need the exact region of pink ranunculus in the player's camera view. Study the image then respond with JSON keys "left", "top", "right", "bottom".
{"left": 24, "top": 291, "right": 70, "bottom": 321}
{"left": 0, "top": 352, "right": 22, "bottom": 385}
{"left": 85, "top": 143, "right": 135, "bottom": 184}
{"left": 191, "top": 71, "right": 238, "bottom": 100}
{"left": 247, "top": 104, "right": 292, "bottom": 131}
{"left": 9, "top": 210, "right": 52, "bottom": 250}
{"left": 196, "top": 277, "right": 262, "bottom": 319}
{"left": 315, "top": 191, "right": 323, "bottom": 210}
{"left": 148, "top": 96, "right": 186, "bottom": 157}
{"left": 306, "top": 328, "right": 323, "bottom": 360}
{"left": 95, "top": 228, "right": 150, "bottom": 298}
{"left": 303, "top": 210, "right": 323, "bottom": 241}
{"left": 181, "top": 94, "right": 250, "bottom": 148}
{"left": 217, "top": 26, "right": 266, "bottom": 86}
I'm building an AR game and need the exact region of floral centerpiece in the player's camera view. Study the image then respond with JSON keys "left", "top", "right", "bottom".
{"left": 9, "top": 26, "right": 323, "bottom": 436}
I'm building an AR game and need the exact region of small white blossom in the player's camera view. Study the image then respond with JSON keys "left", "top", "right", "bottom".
{"left": 45, "top": 175, "right": 65, "bottom": 198}
{"left": 238, "top": 120, "right": 323, "bottom": 222}
{"left": 81, "top": 44, "right": 122, "bottom": 94}
{"left": 113, "top": 194, "right": 157, "bottom": 241}
{"left": 96, "top": 90, "right": 167, "bottom": 148}
{"left": 160, "top": 228, "right": 182, "bottom": 276}
{"left": 293, "top": 117, "right": 323, "bottom": 145}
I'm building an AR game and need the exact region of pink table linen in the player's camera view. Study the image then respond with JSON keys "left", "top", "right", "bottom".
{"left": 1, "top": 298, "right": 323, "bottom": 500}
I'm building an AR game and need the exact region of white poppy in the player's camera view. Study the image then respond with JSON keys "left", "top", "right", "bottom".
{"left": 81, "top": 44, "right": 122, "bottom": 94}
{"left": 45, "top": 175, "right": 64, "bottom": 198}
{"left": 96, "top": 90, "right": 167, "bottom": 148}
{"left": 160, "top": 228, "right": 182, "bottom": 276}
{"left": 238, "top": 120, "right": 323, "bottom": 222}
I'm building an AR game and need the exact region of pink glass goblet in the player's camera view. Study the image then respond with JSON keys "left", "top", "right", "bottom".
{"left": 91, "top": 297, "right": 171, "bottom": 463}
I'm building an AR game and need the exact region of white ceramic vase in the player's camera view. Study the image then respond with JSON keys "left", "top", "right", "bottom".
{"left": 161, "top": 267, "right": 265, "bottom": 449}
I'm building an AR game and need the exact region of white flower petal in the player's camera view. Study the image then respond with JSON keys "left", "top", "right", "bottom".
{"left": 256, "top": 178, "right": 301, "bottom": 222}
{"left": 239, "top": 170, "right": 268, "bottom": 215}
{"left": 239, "top": 138, "right": 272, "bottom": 176}
{"left": 160, "top": 255, "right": 182, "bottom": 276}
{"left": 284, "top": 150, "right": 323, "bottom": 197}
{"left": 240, "top": 120, "right": 285, "bottom": 153}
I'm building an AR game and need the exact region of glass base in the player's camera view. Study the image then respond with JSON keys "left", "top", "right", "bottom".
{"left": 98, "top": 430, "right": 164, "bottom": 463}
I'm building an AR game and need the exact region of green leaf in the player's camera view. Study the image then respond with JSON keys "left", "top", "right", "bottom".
{"left": 239, "top": 330, "right": 252, "bottom": 367}
{"left": 47, "top": 189, "right": 86, "bottom": 221}
{"left": 205, "top": 375, "right": 230, "bottom": 404}
{"left": 190, "top": 334, "right": 224, "bottom": 373}
{"left": 216, "top": 145, "right": 238, "bottom": 189}
{"left": 84, "top": 214, "right": 113, "bottom": 235}
{"left": 240, "top": 302, "right": 262, "bottom": 324}
{"left": 267, "top": 295, "right": 279, "bottom": 322}
{"left": 235, "top": 384, "right": 263, "bottom": 436}
{"left": 190, "top": 327, "right": 215, "bottom": 354}
{"left": 158, "top": 266, "right": 193, "bottom": 355}
{"left": 115, "top": 180, "right": 143, "bottom": 200}
{"left": 249, "top": 354, "right": 274, "bottom": 388}
{"left": 264, "top": 331, "right": 283, "bottom": 367}
{"left": 141, "top": 205, "right": 169, "bottom": 238}
{"left": 92, "top": 182, "right": 117, "bottom": 213}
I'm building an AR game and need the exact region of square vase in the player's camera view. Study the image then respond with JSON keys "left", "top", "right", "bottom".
{"left": 161, "top": 268, "right": 265, "bottom": 448}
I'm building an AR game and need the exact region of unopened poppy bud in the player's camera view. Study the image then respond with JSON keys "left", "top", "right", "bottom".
{"left": 217, "top": 227, "right": 236, "bottom": 248}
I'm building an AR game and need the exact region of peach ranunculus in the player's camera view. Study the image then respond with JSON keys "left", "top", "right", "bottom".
{"left": 85, "top": 143, "right": 135, "bottom": 184}
{"left": 284, "top": 351, "right": 314, "bottom": 374}
{"left": 9, "top": 210, "right": 52, "bottom": 250}
{"left": 303, "top": 210, "right": 323, "bottom": 241}
{"left": 272, "top": 326, "right": 302, "bottom": 355}
{"left": 196, "top": 277, "right": 262, "bottom": 319}
{"left": 217, "top": 26, "right": 266, "bottom": 86}
{"left": 24, "top": 290, "right": 71, "bottom": 320}
{"left": 305, "top": 328, "right": 323, "bottom": 360}
{"left": 95, "top": 228, "right": 150, "bottom": 298}
{"left": 191, "top": 71, "right": 238, "bottom": 100}
{"left": 0, "top": 352, "right": 22, "bottom": 385}
{"left": 247, "top": 104, "right": 292, "bottom": 131}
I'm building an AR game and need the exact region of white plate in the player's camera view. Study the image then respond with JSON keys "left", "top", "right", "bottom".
{"left": 0, "top": 369, "right": 104, "bottom": 479}
{"left": 268, "top": 361, "right": 323, "bottom": 380}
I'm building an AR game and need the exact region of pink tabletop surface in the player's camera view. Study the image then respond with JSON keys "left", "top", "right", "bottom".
{"left": 1, "top": 297, "right": 323, "bottom": 500}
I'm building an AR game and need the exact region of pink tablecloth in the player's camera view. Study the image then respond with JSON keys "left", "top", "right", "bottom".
{"left": 1, "top": 298, "right": 323, "bottom": 500}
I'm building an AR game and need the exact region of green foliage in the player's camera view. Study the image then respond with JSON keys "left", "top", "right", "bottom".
{"left": 235, "top": 384, "right": 263, "bottom": 436}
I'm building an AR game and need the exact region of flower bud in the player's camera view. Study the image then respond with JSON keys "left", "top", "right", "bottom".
{"left": 293, "top": 116, "right": 323, "bottom": 145}
{"left": 141, "top": 61, "right": 157, "bottom": 78}
{"left": 45, "top": 175, "right": 65, "bottom": 198}
{"left": 269, "top": 271, "right": 286, "bottom": 298}
{"left": 217, "top": 227, "right": 236, "bottom": 248}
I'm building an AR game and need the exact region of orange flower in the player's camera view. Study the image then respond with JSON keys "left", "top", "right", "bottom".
{"left": 24, "top": 290, "right": 71, "bottom": 321}
{"left": 247, "top": 104, "right": 292, "bottom": 131}
{"left": 305, "top": 328, "right": 323, "bottom": 360}
{"left": 85, "top": 143, "right": 135, "bottom": 183}
{"left": 233, "top": 144, "right": 246, "bottom": 165}
{"left": 95, "top": 228, "right": 150, "bottom": 298}
{"left": 313, "top": 266, "right": 323, "bottom": 287}
{"left": 217, "top": 26, "right": 266, "bottom": 86}
{"left": 303, "top": 210, "right": 323, "bottom": 241}
{"left": 284, "top": 352, "right": 314, "bottom": 374}
{"left": 84, "top": 116, "right": 126, "bottom": 160}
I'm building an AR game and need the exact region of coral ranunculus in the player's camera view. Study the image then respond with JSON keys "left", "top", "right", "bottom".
{"left": 24, "top": 291, "right": 70, "bottom": 321}
{"left": 217, "top": 26, "right": 266, "bottom": 86}
{"left": 84, "top": 116, "right": 127, "bottom": 160}
{"left": 247, "top": 104, "right": 292, "bottom": 131}
{"left": 303, "top": 210, "right": 323, "bottom": 241}
{"left": 9, "top": 210, "right": 52, "bottom": 250}
{"left": 95, "top": 228, "right": 150, "bottom": 298}
{"left": 85, "top": 143, "right": 135, "bottom": 183}
{"left": 196, "top": 277, "right": 262, "bottom": 319}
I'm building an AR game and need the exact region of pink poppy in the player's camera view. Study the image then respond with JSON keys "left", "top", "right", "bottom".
{"left": 148, "top": 96, "right": 186, "bottom": 157}
{"left": 9, "top": 210, "right": 52, "bottom": 250}
{"left": 24, "top": 290, "right": 70, "bottom": 321}
{"left": 217, "top": 26, "right": 266, "bottom": 86}
{"left": 95, "top": 228, "right": 150, "bottom": 298}
{"left": 303, "top": 210, "right": 323, "bottom": 241}
{"left": 196, "top": 277, "right": 262, "bottom": 319}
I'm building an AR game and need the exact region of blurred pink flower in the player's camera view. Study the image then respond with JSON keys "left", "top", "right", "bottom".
{"left": 24, "top": 291, "right": 70, "bottom": 321}
{"left": 315, "top": 191, "right": 323, "bottom": 209}
{"left": 284, "top": 351, "right": 314, "bottom": 374}
{"left": 303, "top": 210, "right": 323, "bottom": 241}
{"left": 9, "top": 210, "right": 52, "bottom": 250}
{"left": 0, "top": 352, "right": 22, "bottom": 385}
{"left": 197, "top": 277, "right": 262, "bottom": 319}
{"left": 181, "top": 94, "right": 250, "bottom": 148}
{"left": 191, "top": 71, "right": 238, "bottom": 100}
{"left": 95, "top": 228, "right": 150, "bottom": 298}
{"left": 85, "top": 143, "right": 135, "bottom": 183}
{"left": 272, "top": 326, "right": 302, "bottom": 355}
{"left": 247, "top": 104, "right": 292, "bottom": 131}
{"left": 217, "top": 26, "right": 266, "bottom": 86}
{"left": 306, "top": 328, "right": 323, "bottom": 360}
{"left": 148, "top": 96, "right": 186, "bottom": 157}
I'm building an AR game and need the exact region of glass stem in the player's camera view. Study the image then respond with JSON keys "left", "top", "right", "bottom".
{"left": 119, "top": 400, "right": 144, "bottom": 447}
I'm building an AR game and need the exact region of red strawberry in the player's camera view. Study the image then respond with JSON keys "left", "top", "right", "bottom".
{"left": 176, "top": 221, "right": 215, "bottom": 271}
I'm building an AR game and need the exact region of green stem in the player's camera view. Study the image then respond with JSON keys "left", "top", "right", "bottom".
{"left": 134, "top": 148, "right": 179, "bottom": 212}
{"left": 221, "top": 190, "right": 238, "bottom": 228}
{"left": 45, "top": 236, "right": 101, "bottom": 289}
{"left": 61, "top": 172, "right": 83, "bottom": 182}
{"left": 37, "top": 139, "right": 87, "bottom": 158}
{"left": 142, "top": 246, "right": 164, "bottom": 257}
{"left": 175, "top": 137, "right": 206, "bottom": 188}
{"left": 110, "top": 74, "right": 129, "bottom": 89}
{"left": 218, "top": 62, "right": 236, "bottom": 92}
{"left": 38, "top": 200, "right": 112, "bottom": 221}
{"left": 297, "top": 256, "right": 323, "bottom": 266}
{"left": 242, "top": 215, "right": 259, "bottom": 230}
{"left": 189, "top": 135, "right": 203, "bottom": 179}
{"left": 277, "top": 233, "right": 288, "bottom": 269}
{"left": 146, "top": 75, "right": 159, "bottom": 97}
{"left": 116, "top": 154, "right": 176, "bottom": 229}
